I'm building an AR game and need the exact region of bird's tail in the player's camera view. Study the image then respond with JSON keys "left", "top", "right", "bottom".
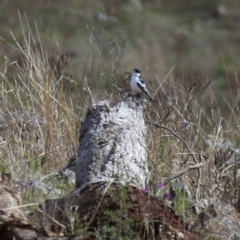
{"left": 146, "top": 92, "right": 153, "bottom": 102}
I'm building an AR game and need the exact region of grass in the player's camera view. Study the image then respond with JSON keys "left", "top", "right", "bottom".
{"left": 0, "top": 18, "right": 82, "bottom": 199}
{"left": 1, "top": 3, "right": 240, "bottom": 239}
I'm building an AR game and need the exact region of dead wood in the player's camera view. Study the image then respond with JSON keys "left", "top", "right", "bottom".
{"left": 75, "top": 96, "right": 149, "bottom": 189}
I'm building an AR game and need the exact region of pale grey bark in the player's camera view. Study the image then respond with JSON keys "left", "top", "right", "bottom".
{"left": 75, "top": 96, "right": 149, "bottom": 189}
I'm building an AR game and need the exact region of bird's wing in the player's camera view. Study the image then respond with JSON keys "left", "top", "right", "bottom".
{"left": 137, "top": 81, "right": 148, "bottom": 93}
{"left": 139, "top": 78, "right": 145, "bottom": 85}
{"left": 137, "top": 79, "right": 153, "bottom": 101}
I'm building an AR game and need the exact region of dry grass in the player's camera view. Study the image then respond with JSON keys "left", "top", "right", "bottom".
{"left": 1, "top": 11, "right": 240, "bottom": 239}
{"left": 0, "top": 19, "right": 83, "bottom": 201}
{"left": 144, "top": 70, "right": 240, "bottom": 237}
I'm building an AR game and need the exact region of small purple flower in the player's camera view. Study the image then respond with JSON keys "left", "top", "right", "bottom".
{"left": 142, "top": 187, "right": 149, "bottom": 193}
{"left": 180, "top": 122, "right": 188, "bottom": 129}
{"left": 164, "top": 193, "right": 172, "bottom": 199}
{"left": 157, "top": 182, "right": 164, "bottom": 189}
{"left": 26, "top": 180, "right": 33, "bottom": 188}
{"left": 194, "top": 222, "right": 201, "bottom": 227}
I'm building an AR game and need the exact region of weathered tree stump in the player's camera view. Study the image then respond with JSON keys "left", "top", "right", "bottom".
{"left": 75, "top": 96, "right": 149, "bottom": 189}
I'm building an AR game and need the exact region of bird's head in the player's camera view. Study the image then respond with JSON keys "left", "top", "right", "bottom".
{"left": 134, "top": 68, "right": 141, "bottom": 73}
{"left": 133, "top": 68, "right": 141, "bottom": 77}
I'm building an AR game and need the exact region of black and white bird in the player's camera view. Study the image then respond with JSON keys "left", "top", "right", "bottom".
{"left": 130, "top": 68, "right": 153, "bottom": 101}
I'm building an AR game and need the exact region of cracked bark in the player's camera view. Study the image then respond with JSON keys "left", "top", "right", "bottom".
{"left": 75, "top": 96, "right": 149, "bottom": 189}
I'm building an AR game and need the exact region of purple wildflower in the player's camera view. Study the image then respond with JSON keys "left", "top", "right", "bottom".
{"left": 180, "top": 122, "right": 188, "bottom": 129}
{"left": 26, "top": 180, "right": 33, "bottom": 188}
{"left": 142, "top": 187, "right": 149, "bottom": 193}
{"left": 157, "top": 182, "right": 164, "bottom": 189}
{"left": 164, "top": 193, "right": 172, "bottom": 199}
{"left": 194, "top": 222, "right": 201, "bottom": 227}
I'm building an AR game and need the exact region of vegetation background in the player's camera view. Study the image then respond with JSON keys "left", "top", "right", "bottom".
{"left": 1, "top": 0, "right": 240, "bottom": 238}
{"left": 1, "top": 0, "right": 240, "bottom": 99}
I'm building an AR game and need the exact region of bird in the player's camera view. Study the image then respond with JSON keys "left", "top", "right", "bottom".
{"left": 130, "top": 68, "right": 153, "bottom": 101}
